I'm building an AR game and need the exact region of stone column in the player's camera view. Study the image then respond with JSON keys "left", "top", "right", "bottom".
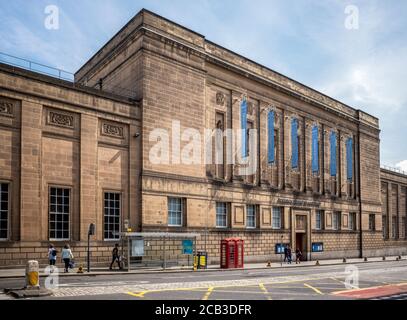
{"left": 80, "top": 114, "right": 98, "bottom": 241}
{"left": 20, "top": 101, "right": 42, "bottom": 241}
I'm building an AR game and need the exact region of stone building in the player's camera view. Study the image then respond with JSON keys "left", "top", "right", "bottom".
{"left": 0, "top": 9, "right": 406, "bottom": 267}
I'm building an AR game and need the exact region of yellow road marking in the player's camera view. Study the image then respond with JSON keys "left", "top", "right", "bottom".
{"left": 259, "top": 283, "right": 272, "bottom": 300}
{"left": 126, "top": 276, "right": 334, "bottom": 298}
{"left": 202, "top": 287, "right": 214, "bottom": 300}
{"left": 304, "top": 283, "right": 323, "bottom": 295}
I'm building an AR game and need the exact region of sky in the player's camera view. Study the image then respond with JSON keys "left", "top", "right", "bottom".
{"left": 0, "top": 0, "right": 406, "bottom": 171}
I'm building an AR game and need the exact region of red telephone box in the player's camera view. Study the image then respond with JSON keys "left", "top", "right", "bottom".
{"left": 220, "top": 238, "right": 244, "bottom": 269}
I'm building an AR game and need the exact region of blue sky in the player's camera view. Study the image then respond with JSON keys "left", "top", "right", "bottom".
{"left": 1, "top": 0, "right": 406, "bottom": 170}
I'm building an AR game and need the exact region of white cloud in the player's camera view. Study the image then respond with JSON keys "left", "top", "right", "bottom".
{"left": 396, "top": 160, "right": 407, "bottom": 173}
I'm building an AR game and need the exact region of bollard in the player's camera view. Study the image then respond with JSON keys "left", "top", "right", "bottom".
{"left": 382, "top": 256, "right": 386, "bottom": 261}
{"left": 25, "top": 260, "right": 40, "bottom": 289}
{"left": 267, "top": 261, "right": 271, "bottom": 267}
{"left": 343, "top": 258, "right": 347, "bottom": 263}
{"left": 364, "top": 257, "right": 368, "bottom": 262}
{"left": 315, "top": 260, "right": 320, "bottom": 266}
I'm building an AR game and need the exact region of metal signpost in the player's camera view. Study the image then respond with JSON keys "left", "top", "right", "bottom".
{"left": 87, "top": 223, "right": 95, "bottom": 273}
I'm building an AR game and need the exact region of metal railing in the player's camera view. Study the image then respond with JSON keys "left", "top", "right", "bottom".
{"left": 0, "top": 51, "right": 75, "bottom": 81}
{"left": 381, "top": 164, "right": 407, "bottom": 176}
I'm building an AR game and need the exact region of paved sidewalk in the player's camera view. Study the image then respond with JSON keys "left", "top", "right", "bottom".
{"left": 0, "top": 255, "right": 404, "bottom": 278}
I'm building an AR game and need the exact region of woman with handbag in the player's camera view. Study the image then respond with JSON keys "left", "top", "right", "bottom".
{"left": 61, "top": 244, "right": 74, "bottom": 273}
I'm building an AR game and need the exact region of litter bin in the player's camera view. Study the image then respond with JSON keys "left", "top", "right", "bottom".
{"left": 194, "top": 251, "right": 208, "bottom": 269}
{"left": 220, "top": 238, "right": 244, "bottom": 269}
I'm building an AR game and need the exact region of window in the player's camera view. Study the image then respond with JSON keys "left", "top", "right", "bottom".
{"left": 330, "top": 131, "right": 337, "bottom": 177}
{"left": 215, "top": 112, "right": 225, "bottom": 179}
{"left": 272, "top": 207, "right": 282, "bottom": 229}
{"left": 382, "top": 215, "right": 388, "bottom": 239}
{"left": 311, "top": 126, "right": 319, "bottom": 174}
{"left": 369, "top": 214, "right": 376, "bottom": 231}
{"left": 401, "top": 217, "right": 406, "bottom": 239}
{"left": 216, "top": 202, "right": 228, "bottom": 228}
{"left": 333, "top": 212, "right": 341, "bottom": 230}
{"left": 346, "top": 137, "right": 353, "bottom": 181}
{"left": 349, "top": 213, "right": 356, "bottom": 231}
{"left": 0, "top": 183, "right": 9, "bottom": 240}
{"left": 49, "top": 187, "right": 70, "bottom": 240}
{"left": 246, "top": 205, "right": 256, "bottom": 228}
{"left": 168, "top": 198, "right": 183, "bottom": 227}
{"left": 104, "top": 192, "right": 121, "bottom": 240}
{"left": 392, "top": 216, "right": 397, "bottom": 238}
{"left": 246, "top": 121, "right": 253, "bottom": 156}
{"left": 267, "top": 111, "right": 275, "bottom": 164}
{"left": 315, "top": 210, "right": 324, "bottom": 230}
{"left": 291, "top": 118, "right": 299, "bottom": 169}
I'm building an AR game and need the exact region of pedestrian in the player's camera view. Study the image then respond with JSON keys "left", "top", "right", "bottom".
{"left": 296, "top": 248, "right": 302, "bottom": 264}
{"left": 286, "top": 245, "right": 292, "bottom": 264}
{"left": 61, "top": 244, "right": 74, "bottom": 273}
{"left": 48, "top": 244, "right": 57, "bottom": 266}
{"left": 283, "top": 245, "right": 288, "bottom": 263}
{"left": 109, "top": 243, "right": 122, "bottom": 270}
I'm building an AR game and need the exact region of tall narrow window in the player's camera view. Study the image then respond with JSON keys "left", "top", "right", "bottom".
{"left": 49, "top": 187, "right": 70, "bottom": 240}
{"left": 168, "top": 198, "right": 183, "bottom": 227}
{"left": 333, "top": 212, "right": 341, "bottom": 230}
{"left": 272, "top": 207, "right": 282, "bottom": 229}
{"left": 401, "top": 217, "right": 406, "bottom": 239}
{"left": 392, "top": 216, "right": 397, "bottom": 238}
{"left": 246, "top": 205, "right": 256, "bottom": 228}
{"left": 104, "top": 192, "right": 121, "bottom": 240}
{"left": 215, "top": 112, "right": 225, "bottom": 179}
{"left": 312, "top": 125, "right": 319, "bottom": 174}
{"left": 291, "top": 118, "right": 299, "bottom": 169}
{"left": 346, "top": 137, "right": 353, "bottom": 181}
{"left": 369, "top": 214, "right": 376, "bottom": 231}
{"left": 246, "top": 121, "right": 253, "bottom": 156}
{"left": 268, "top": 110, "right": 275, "bottom": 164}
{"left": 330, "top": 131, "right": 337, "bottom": 176}
{"left": 315, "top": 210, "right": 324, "bottom": 230}
{"left": 216, "top": 202, "right": 228, "bottom": 228}
{"left": 241, "top": 99, "right": 248, "bottom": 158}
{"left": 349, "top": 212, "right": 356, "bottom": 230}
{"left": 0, "top": 183, "right": 9, "bottom": 240}
{"left": 382, "top": 215, "right": 388, "bottom": 239}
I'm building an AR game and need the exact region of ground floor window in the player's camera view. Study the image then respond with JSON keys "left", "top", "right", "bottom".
{"left": 382, "top": 215, "right": 388, "bottom": 239}
{"left": 246, "top": 205, "right": 256, "bottom": 228}
{"left": 369, "top": 214, "right": 376, "bottom": 231}
{"left": 168, "top": 197, "right": 183, "bottom": 227}
{"left": 272, "top": 207, "right": 282, "bottom": 229}
{"left": 401, "top": 217, "right": 406, "bottom": 239}
{"left": 392, "top": 216, "right": 397, "bottom": 238}
{"left": 0, "top": 183, "right": 9, "bottom": 240}
{"left": 315, "top": 210, "right": 324, "bottom": 230}
{"left": 49, "top": 187, "right": 70, "bottom": 240}
{"left": 104, "top": 192, "right": 121, "bottom": 240}
{"left": 333, "top": 212, "right": 341, "bottom": 230}
{"left": 216, "top": 202, "right": 228, "bottom": 228}
{"left": 349, "top": 212, "right": 356, "bottom": 231}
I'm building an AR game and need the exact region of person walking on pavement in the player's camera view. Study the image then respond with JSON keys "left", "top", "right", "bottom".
{"left": 296, "top": 248, "right": 303, "bottom": 264}
{"left": 48, "top": 244, "right": 57, "bottom": 266}
{"left": 286, "top": 245, "right": 292, "bottom": 264}
{"left": 109, "top": 243, "right": 122, "bottom": 270}
{"left": 283, "top": 245, "right": 288, "bottom": 263}
{"left": 61, "top": 244, "right": 74, "bottom": 273}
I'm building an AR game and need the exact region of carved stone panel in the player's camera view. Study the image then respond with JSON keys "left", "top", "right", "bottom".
{"left": 0, "top": 99, "right": 15, "bottom": 117}
{"left": 101, "top": 122, "right": 125, "bottom": 139}
{"left": 216, "top": 92, "right": 225, "bottom": 106}
{"left": 48, "top": 111, "right": 74, "bottom": 129}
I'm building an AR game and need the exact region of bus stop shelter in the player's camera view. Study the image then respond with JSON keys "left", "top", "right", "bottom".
{"left": 121, "top": 232, "right": 201, "bottom": 271}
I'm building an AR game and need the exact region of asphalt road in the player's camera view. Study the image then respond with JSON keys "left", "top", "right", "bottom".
{"left": 1, "top": 260, "right": 406, "bottom": 300}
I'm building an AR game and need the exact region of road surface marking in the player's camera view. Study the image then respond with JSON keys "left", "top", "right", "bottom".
{"left": 304, "top": 283, "right": 323, "bottom": 295}
{"left": 259, "top": 283, "right": 272, "bottom": 300}
{"left": 202, "top": 287, "right": 214, "bottom": 300}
